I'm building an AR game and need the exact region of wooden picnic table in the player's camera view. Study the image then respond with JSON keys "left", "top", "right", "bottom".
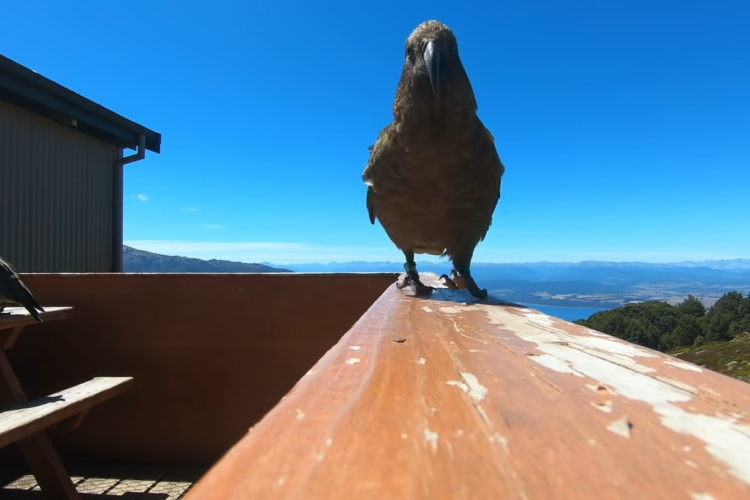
{"left": 1, "top": 306, "right": 73, "bottom": 349}
{"left": 0, "top": 306, "right": 134, "bottom": 499}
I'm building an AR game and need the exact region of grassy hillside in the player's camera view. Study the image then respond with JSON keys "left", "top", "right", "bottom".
{"left": 669, "top": 333, "right": 750, "bottom": 383}
{"left": 575, "top": 291, "right": 750, "bottom": 384}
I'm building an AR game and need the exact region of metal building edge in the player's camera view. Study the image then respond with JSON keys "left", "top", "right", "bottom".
{"left": 0, "top": 53, "right": 162, "bottom": 273}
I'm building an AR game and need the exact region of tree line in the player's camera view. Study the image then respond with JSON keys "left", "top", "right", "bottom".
{"left": 574, "top": 291, "right": 750, "bottom": 352}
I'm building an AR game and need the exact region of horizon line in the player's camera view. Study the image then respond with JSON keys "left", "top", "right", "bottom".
{"left": 123, "top": 240, "right": 750, "bottom": 267}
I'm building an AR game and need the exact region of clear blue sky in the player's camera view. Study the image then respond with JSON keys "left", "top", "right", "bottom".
{"left": 3, "top": 0, "right": 749, "bottom": 264}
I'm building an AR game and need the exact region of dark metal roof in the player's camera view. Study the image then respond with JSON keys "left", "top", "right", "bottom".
{"left": 0, "top": 54, "right": 161, "bottom": 154}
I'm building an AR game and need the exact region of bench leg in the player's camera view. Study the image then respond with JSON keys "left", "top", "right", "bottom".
{"left": 17, "top": 432, "right": 82, "bottom": 500}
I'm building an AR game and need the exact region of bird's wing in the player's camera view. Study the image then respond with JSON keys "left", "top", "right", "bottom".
{"left": 486, "top": 125, "right": 504, "bottom": 210}
{"left": 0, "top": 258, "right": 43, "bottom": 311}
{"left": 366, "top": 185, "right": 376, "bottom": 225}
{"left": 478, "top": 122, "right": 506, "bottom": 241}
{"left": 362, "top": 123, "right": 398, "bottom": 225}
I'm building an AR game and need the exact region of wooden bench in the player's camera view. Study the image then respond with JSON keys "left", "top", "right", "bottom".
{"left": 0, "top": 377, "right": 134, "bottom": 449}
{"left": 0, "top": 306, "right": 135, "bottom": 499}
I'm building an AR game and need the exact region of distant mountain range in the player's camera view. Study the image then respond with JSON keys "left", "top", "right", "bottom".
{"left": 264, "top": 260, "right": 750, "bottom": 309}
{"left": 123, "top": 246, "right": 292, "bottom": 273}
{"left": 121, "top": 245, "right": 750, "bottom": 310}
{"left": 269, "top": 260, "right": 750, "bottom": 283}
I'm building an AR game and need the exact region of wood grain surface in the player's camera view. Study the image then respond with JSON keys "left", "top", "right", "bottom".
{"left": 182, "top": 272, "right": 750, "bottom": 499}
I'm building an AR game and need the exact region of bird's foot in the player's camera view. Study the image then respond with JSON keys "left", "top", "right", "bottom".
{"left": 439, "top": 272, "right": 461, "bottom": 289}
{"left": 397, "top": 270, "right": 434, "bottom": 296}
{"left": 440, "top": 270, "right": 487, "bottom": 299}
{"left": 466, "top": 277, "right": 488, "bottom": 299}
{"left": 439, "top": 269, "right": 468, "bottom": 289}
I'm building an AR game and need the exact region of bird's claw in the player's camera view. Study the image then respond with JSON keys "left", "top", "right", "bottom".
{"left": 467, "top": 283, "right": 488, "bottom": 299}
{"left": 440, "top": 271, "right": 488, "bottom": 299}
{"left": 439, "top": 274, "right": 458, "bottom": 289}
{"left": 397, "top": 271, "right": 434, "bottom": 296}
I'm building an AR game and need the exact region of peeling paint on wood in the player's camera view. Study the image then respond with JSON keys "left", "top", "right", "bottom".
{"left": 666, "top": 360, "right": 704, "bottom": 373}
{"left": 186, "top": 273, "right": 750, "bottom": 500}
{"left": 607, "top": 415, "right": 633, "bottom": 438}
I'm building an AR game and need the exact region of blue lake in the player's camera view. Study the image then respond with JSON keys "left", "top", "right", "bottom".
{"left": 519, "top": 303, "right": 612, "bottom": 322}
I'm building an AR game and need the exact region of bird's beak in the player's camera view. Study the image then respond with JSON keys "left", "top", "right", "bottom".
{"left": 423, "top": 40, "right": 440, "bottom": 98}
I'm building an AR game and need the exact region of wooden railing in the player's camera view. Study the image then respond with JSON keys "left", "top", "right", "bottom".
{"left": 185, "top": 273, "right": 750, "bottom": 499}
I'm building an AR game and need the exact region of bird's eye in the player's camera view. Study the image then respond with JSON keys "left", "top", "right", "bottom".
{"left": 405, "top": 46, "right": 416, "bottom": 63}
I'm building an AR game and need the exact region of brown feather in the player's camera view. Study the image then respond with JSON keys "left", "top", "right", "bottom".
{"left": 0, "top": 255, "right": 44, "bottom": 322}
{"left": 362, "top": 20, "right": 505, "bottom": 266}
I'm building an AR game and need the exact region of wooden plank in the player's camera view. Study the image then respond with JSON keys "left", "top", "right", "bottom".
{"left": 0, "top": 349, "right": 28, "bottom": 401}
{"left": 0, "top": 377, "right": 134, "bottom": 448}
{"left": 15, "top": 433, "right": 82, "bottom": 499}
{"left": 185, "top": 273, "right": 750, "bottom": 500}
{"left": 3, "top": 327, "right": 25, "bottom": 350}
{"left": 0, "top": 306, "right": 73, "bottom": 334}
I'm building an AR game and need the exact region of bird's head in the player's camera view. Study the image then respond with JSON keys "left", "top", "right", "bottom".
{"left": 395, "top": 20, "right": 476, "bottom": 112}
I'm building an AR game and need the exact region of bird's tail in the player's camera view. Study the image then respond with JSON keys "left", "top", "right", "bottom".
{"left": 27, "top": 305, "right": 43, "bottom": 323}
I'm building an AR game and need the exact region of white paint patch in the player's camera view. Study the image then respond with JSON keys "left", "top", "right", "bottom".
{"left": 456, "top": 303, "right": 750, "bottom": 487}
{"left": 684, "top": 446, "right": 692, "bottom": 452}
{"left": 459, "top": 330, "right": 486, "bottom": 343}
{"left": 456, "top": 429, "right": 465, "bottom": 436}
{"left": 449, "top": 318, "right": 463, "bottom": 333}
{"left": 461, "top": 372, "right": 489, "bottom": 402}
{"left": 532, "top": 354, "right": 583, "bottom": 377}
{"left": 417, "top": 357, "right": 427, "bottom": 365}
{"left": 489, "top": 433, "right": 509, "bottom": 448}
{"left": 607, "top": 415, "right": 632, "bottom": 438}
{"left": 295, "top": 409, "right": 305, "bottom": 421}
{"left": 665, "top": 360, "right": 703, "bottom": 372}
{"left": 520, "top": 311, "right": 659, "bottom": 359}
{"left": 655, "top": 376, "right": 700, "bottom": 396}
{"left": 446, "top": 373, "right": 488, "bottom": 403}
{"left": 588, "top": 439, "right": 597, "bottom": 445}
{"left": 686, "top": 460, "right": 698, "bottom": 468}
{"left": 591, "top": 400, "right": 613, "bottom": 414}
{"left": 690, "top": 493, "right": 716, "bottom": 500}
{"left": 349, "top": 345, "right": 361, "bottom": 351}
{"left": 476, "top": 405, "right": 491, "bottom": 425}
{"left": 400, "top": 433, "right": 409, "bottom": 439}
{"left": 447, "top": 380, "right": 469, "bottom": 393}
{"left": 575, "top": 348, "right": 656, "bottom": 374}
{"left": 468, "top": 349, "right": 487, "bottom": 353}
{"left": 275, "top": 477, "right": 286, "bottom": 487}
{"left": 438, "top": 306, "right": 467, "bottom": 315}
{"left": 422, "top": 306, "right": 434, "bottom": 313}
{"left": 424, "top": 428, "right": 439, "bottom": 452}
{"left": 659, "top": 408, "right": 750, "bottom": 484}
{"left": 345, "top": 358, "right": 361, "bottom": 365}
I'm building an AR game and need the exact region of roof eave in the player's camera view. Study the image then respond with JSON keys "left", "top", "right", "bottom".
{"left": 0, "top": 54, "right": 161, "bottom": 154}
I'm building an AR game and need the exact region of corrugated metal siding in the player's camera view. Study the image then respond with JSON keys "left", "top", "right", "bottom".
{"left": 0, "top": 99, "right": 117, "bottom": 272}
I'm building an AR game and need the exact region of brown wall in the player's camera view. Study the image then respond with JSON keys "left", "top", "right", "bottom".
{"left": 3, "top": 273, "right": 395, "bottom": 467}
